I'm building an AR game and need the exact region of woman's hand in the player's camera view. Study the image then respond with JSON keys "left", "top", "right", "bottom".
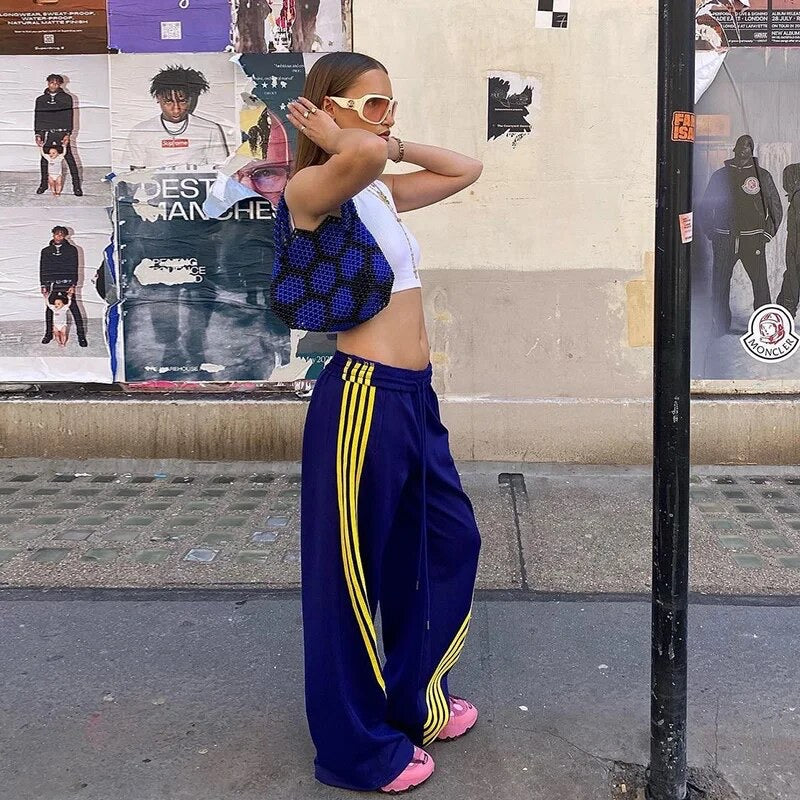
{"left": 286, "top": 96, "right": 346, "bottom": 156}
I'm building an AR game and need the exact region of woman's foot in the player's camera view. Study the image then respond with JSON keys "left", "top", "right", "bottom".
{"left": 379, "top": 747, "right": 434, "bottom": 794}
{"left": 436, "top": 696, "right": 478, "bottom": 741}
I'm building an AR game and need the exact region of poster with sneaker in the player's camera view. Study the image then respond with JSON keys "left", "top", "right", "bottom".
{"left": 231, "top": 0, "right": 351, "bottom": 54}
{"left": 0, "top": 0, "right": 108, "bottom": 55}
{"left": 108, "top": 0, "right": 232, "bottom": 54}
{"left": 0, "top": 56, "right": 112, "bottom": 207}
{"left": 0, "top": 208, "right": 113, "bottom": 382}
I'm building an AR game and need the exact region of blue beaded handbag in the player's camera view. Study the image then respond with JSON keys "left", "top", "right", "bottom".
{"left": 270, "top": 193, "right": 394, "bottom": 332}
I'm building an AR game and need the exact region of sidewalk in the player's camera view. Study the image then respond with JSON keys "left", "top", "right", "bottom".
{"left": 1, "top": 460, "right": 800, "bottom": 596}
{"left": 1, "top": 596, "right": 797, "bottom": 800}
{"left": 1, "top": 459, "right": 799, "bottom": 799}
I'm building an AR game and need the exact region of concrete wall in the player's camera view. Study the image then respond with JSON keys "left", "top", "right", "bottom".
{"left": 3, "top": 1, "right": 799, "bottom": 464}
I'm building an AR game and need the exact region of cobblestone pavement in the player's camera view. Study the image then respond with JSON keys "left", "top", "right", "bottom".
{"left": 3, "top": 460, "right": 800, "bottom": 595}
{"left": 0, "top": 459, "right": 518, "bottom": 591}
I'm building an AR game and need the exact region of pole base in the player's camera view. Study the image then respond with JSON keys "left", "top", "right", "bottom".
{"left": 610, "top": 762, "right": 740, "bottom": 800}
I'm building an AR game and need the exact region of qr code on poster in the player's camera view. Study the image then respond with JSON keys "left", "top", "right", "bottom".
{"left": 161, "top": 21, "right": 182, "bottom": 40}
{"left": 43, "top": 33, "right": 54, "bottom": 44}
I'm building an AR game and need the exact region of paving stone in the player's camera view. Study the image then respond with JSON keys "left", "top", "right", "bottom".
{"left": 279, "top": 489, "right": 300, "bottom": 498}
{"left": 762, "top": 535, "right": 794, "bottom": 552}
{"left": 707, "top": 518, "right": 739, "bottom": 530}
{"left": 717, "top": 535, "right": 752, "bottom": 551}
{"left": 689, "top": 475, "right": 701, "bottom": 484}
{"left": 201, "top": 533, "right": 235, "bottom": 546}
{"left": 10, "top": 475, "right": 37, "bottom": 482}
{"left": 732, "top": 553, "right": 765, "bottom": 568}
{"left": 784, "top": 477, "right": 800, "bottom": 485}
{"left": 171, "top": 476, "right": 195, "bottom": 484}
{"left": 10, "top": 501, "right": 39, "bottom": 509}
{"left": 689, "top": 489, "right": 714, "bottom": 500}
{"left": 5, "top": 528, "right": 42, "bottom": 542}
{"left": 169, "top": 516, "right": 203, "bottom": 527}
{"left": 116, "top": 489, "right": 144, "bottom": 497}
{"left": 82, "top": 516, "right": 109, "bottom": 526}
{"left": 211, "top": 476, "right": 236, "bottom": 484}
{"left": 51, "top": 475, "right": 77, "bottom": 483}
{"left": 250, "top": 474, "right": 276, "bottom": 484}
{"left": 156, "top": 489, "right": 185, "bottom": 497}
{"left": 82, "top": 548, "right": 120, "bottom": 563}
{"left": 97, "top": 502, "right": 127, "bottom": 511}
{"left": 141, "top": 502, "right": 171, "bottom": 511}
{"left": 58, "top": 529, "right": 94, "bottom": 541}
{"left": 238, "top": 550, "right": 271, "bottom": 563}
{"left": 282, "top": 551, "right": 300, "bottom": 564}
{"left": 122, "top": 517, "right": 155, "bottom": 527}
{"left": 30, "top": 516, "right": 62, "bottom": 526}
{"left": 761, "top": 490, "right": 786, "bottom": 499}
{"left": 101, "top": 530, "right": 138, "bottom": 543}
{"left": 265, "top": 516, "right": 289, "bottom": 528}
{"left": 30, "top": 548, "right": 70, "bottom": 564}
{"left": 0, "top": 549, "right": 19, "bottom": 563}
{"left": 243, "top": 489, "right": 269, "bottom": 498}
{"left": 251, "top": 531, "right": 278, "bottom": 543}
{"left": 215, "top": 516, "right": 247, "bottom": 528}
{"left": 746, "top": 519, "right": 777, "bottom": 530}
{"left": 91, "top": 475, "right": 118, "bottom": 483}
{"left": 200, "top": 489, "right": 227, "bottom": 497}
{"left": 131, "top": 476, "right": 156, "bottom": 484}
{"left": 32, "top": 488, "right": 60, "bottom": 496}
{"left": 133, "top": 550, "right": 170, "bottom": 564}
{"left": 0, "top": 488, "right": 20, "bottom": 495}
{"left": 787, "top": 520, "right": 800, "bottom": 531}
{"left": 774, "top": 506, "right": 800, "bottom": 515}
{"left": 778, "top": 556, "right": 800, "bottom": 569}
{"left": 709, "top": 476, "right": 736, "bottom": 484}
{"left": 748, "top": 477, "right": 771, "bottom": 485}
{"left": 733, "top": 505, "right": 762, "bottom": 514}
{"left": 287, "top": 476, "right": 302, "bottom": 485}
{"left": 229, "top": 501, "right": 260, "bottom": 512}
{"left": 0, "top": 515, "right": 22, "bottom": 524}
{"left": 74, "top": 488, "right": 103, "bottom": 496}
{"left": 183, "top": 502, "right": 213, "bottom": 512}
{"left": 721, "top": 490, "right": 748, "bottom": 499}
{"left": 697, "top": 503, "right": 726, "bottom": 513}
{"left": 52, "top": 501, "right": 83, "bottom": 510}
{"left": 183, "top": 548, "right": 218, "bottom": 563}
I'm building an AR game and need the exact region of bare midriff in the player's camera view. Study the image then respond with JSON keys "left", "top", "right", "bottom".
{"left": 337, "top": 287, "right": 430, "bottom": 371}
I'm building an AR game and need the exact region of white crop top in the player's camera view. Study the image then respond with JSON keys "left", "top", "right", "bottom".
{"left": 352, "top": 180, "right": 422, "bottom": 293}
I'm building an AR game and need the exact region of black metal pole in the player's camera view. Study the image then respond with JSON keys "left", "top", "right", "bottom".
{"left": 648, "top": 2, "right": 694, "bottom": 800}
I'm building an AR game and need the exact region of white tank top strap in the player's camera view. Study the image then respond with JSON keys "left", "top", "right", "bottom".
{"left": 352, "top": 180, "right": 422, "bottom": 293}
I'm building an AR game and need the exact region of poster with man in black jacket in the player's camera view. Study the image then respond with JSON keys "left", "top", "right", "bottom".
{"left": 39, "top": 226, "right": 88, "bottom": 347}
{"left": 697, "top": 134, "right": 783, "bottom": 336}
{"left": 34, "top": 74, "right": 83, "bottom": 197}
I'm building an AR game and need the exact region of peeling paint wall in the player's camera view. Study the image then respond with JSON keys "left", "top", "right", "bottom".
{"left": 355, "top": 1, "right": 659, "bottom": 402}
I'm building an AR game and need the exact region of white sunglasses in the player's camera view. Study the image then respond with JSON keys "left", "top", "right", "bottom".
{"left": 328, "top": 93, "right": 398, "bottom": 125}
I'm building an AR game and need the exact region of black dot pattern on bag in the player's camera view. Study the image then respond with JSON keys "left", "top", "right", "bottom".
{"left": 271, "top": 197, "right": 394, "bottom": 332}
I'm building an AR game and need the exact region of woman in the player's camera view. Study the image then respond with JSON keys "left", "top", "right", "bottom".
{"left": 283, "top": 51, "right": 483, "bottom": 794}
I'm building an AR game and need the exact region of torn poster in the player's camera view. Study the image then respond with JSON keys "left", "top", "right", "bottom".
{"left": 232, "top": 0, "right": 351, "bottom": 54}
{"left": 535, "top": 0, "right": 570, "bottom": 29}
{"left": 487, "top": 71, "right": 539, "bottom": 147}
{"left": 114, "top": 171, "right": 292, "bottom": 383}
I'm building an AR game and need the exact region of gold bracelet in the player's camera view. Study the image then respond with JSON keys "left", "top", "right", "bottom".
{"left": 391, "top": 136, "right": 405, "bottom": 163}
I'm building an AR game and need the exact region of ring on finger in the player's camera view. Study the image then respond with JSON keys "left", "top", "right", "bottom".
{"left": 303, "top": 110, "right": 310, "bottom": 118}
{"left": 301, "top": 125, "right": 307, "bottom": 132}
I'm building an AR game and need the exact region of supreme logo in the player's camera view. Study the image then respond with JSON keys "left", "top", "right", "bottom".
{"left": 161, "top": 138, "right": 189, "bottom": 148}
